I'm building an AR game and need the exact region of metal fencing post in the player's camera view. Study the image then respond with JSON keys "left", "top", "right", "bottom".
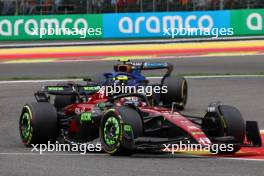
{"left": 153, "top": 0, "right": 156, "bottom": 12}
{"left": 86, "top": 0, "right": 88, "bottom": 14}
{"left": 220, "top": 0, "right": 224, "bottom": 10}
{"left": 15, "top": 0, "right": 18, "bottom": 15}
{"left": 115, "top": 0, "right": 117, "bottom": 13}
{"left": 22, "top": 0, "right": 24, "bottom": 15}
{"left": 140, "top": 0, "right": 143, "bottom": 12}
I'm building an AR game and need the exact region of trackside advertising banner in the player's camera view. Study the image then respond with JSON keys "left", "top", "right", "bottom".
{"left": 103, "top": 11, "right": 231, "bottom": 38}
{"left": 0, "top": 14, "right": 103, "bottom": 40}
{"left": 0, "top": 9, "right": 264, "bottom": 40}
{"left": 231, "top": 9, "right": 264, "bottom": 36}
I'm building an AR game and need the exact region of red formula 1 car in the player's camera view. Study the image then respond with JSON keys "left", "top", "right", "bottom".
{"left": 19, "top": 81, "right": 262, "bottom": 156}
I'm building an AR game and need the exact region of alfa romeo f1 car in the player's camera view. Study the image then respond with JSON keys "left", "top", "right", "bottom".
{"left": 19, "top": 81, "right": 262, "bottom": 155}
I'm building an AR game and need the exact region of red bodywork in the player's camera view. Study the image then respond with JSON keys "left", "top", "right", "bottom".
{"left": 64, "top": 90, "right": 211, "bottom": 146}
{"left": 139, "top": 107, "right": 211, "bottom": 146}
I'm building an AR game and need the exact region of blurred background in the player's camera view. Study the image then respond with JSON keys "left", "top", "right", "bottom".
{"left": 0, "top": 0, "right": 263, "bottom": 16}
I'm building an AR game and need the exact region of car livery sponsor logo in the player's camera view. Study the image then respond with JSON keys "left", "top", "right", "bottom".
{"left": 47, "top": 86, "right": 64, "bottom": 91}
{"left": 83, "top": 86, "right": 101, "bottom": 91}
{"left": 80, "top": 112, "right": 92, "bottom": 122}
{"left": 143, "top": 62, "right": 168, "bottom": 68}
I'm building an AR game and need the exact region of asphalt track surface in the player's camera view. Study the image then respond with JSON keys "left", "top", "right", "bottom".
{"left": 0, "top": 55, "right": 264, "bottom": 176}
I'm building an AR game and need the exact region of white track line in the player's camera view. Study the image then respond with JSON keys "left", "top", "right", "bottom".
{"left": 219, "top": 157, "right": 264, "bottom": 162}
{"left": 1, "top": 75, "right": 264, "bottom": 84}
{"left": 1, "top": 153, "right": 264, "bottom": 162}
{"left": 185, "top": 75, "right": 264, "bottom": 79}
{"left": 0, "top": 79, "right": 83, "bottom": 84}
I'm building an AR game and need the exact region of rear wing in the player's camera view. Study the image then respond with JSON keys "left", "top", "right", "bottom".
{"left": 34, "top": 85, "right": 101, "bottom": 102}
{"left": 141, "top": 62, "right": 173, "bottom": 78}
{"left": 118, "top": 59, "right": 173, "bottom": 74}
{"left": 118, "top": 59, "right": 173, "bottom": 80}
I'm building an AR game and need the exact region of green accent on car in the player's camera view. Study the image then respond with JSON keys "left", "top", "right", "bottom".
{"left": 21, "top": 112, "right": 31, "bottom": 139}
{"left": 103, "top": 117, "right": 120, "bottom": 146}
{"left": 119, "top": 58, "right": 129, "bottom": 62}
{"left": 97, "top": 103, "right": 106, "bottom": 109}
{"left": 113, "top": 75, "right": 128, "bottom": 81}
{"left": 80, "top": 112, "right": 92, "bottom": 122}
{"left": 48, "top": 87, "right": 64, "bottom": 91}
{"left": 124, "top": 124, "right": 132, "bottom": 132}
{"left": 83, "top": 86, "right": 101, "bottom": 91}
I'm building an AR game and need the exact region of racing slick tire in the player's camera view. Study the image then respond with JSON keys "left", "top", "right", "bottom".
{"left": 100, "top": 106, "right": 143, "bottom": 156}
{"left": 161, "top": 76, "right": 188, "bottom": 110}
{"left": 19, "top": 102, "right": 58, "bottom": 146}
{"left": 202, "top": 105, "right": 245, "bottom": 154}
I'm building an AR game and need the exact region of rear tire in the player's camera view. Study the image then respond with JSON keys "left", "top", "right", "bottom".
{"left": 100, "top": 106, "right": 143, "bottom": 156}
{"left": 19, "top": 102, "right": 58, "bottom": 146}
{"left": 161, "top": 76, "right": 188, "bottom": 110}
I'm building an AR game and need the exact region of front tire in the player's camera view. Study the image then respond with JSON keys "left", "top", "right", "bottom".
{"left": 100, "top": 106, "right": 143, "bottom": 156}
{"left": 202, "top": 104, "right": 245, "bottom": 154}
